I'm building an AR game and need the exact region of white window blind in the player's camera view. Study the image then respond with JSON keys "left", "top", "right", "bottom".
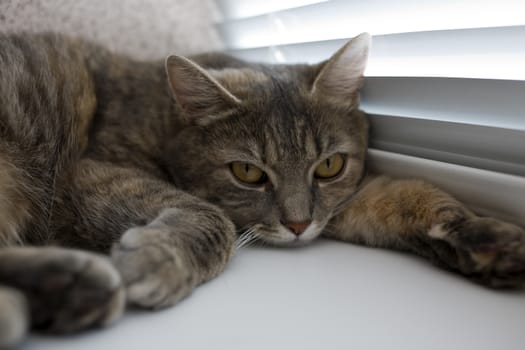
{"left": 215, "top": 0, "right": 525, "bottom": 226}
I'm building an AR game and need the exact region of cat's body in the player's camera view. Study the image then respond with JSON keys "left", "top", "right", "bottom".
{"left": 1, "top": 33, "right": 199, "bottom": 249}
{"left": 0, "top": 33, "right": 524, "bottom": 348}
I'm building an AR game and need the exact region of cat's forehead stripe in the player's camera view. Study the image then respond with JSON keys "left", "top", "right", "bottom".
{"left": 259, "top": 111, "right": 319, "bottom": 166}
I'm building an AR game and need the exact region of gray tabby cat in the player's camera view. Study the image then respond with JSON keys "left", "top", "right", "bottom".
{"left": 0, "top": 32, "right": 524, "bottom": 347}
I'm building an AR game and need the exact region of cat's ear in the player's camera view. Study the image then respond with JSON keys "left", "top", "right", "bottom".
{"left": 311, "top": 33, "right": 370, "bottom": 107}
{"left": 166, "top": 55, "right": 241, "bottom": 124}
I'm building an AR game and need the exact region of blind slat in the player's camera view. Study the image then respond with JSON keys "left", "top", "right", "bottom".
{"left": 219, "top": 0, "right": 525, "bottom": 49}
{"left": 369, "top": 116, "right": 525, "bottom": 177}
{"left": 227, "top": 26, "right": 525, "bottom": 80}
{"left": 216, "top": 0, "right": 327, "bottom": 20}
{"left": 361, "top": 77, "right": 525, "bottom": 130}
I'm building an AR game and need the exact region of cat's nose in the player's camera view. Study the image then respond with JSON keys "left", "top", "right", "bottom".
{"left": 282, "top": 220, "right": 312, "bottom": 236}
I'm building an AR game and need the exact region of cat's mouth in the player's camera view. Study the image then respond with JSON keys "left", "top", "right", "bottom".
{"left": 235, "top": 222, "right": 324, "bottom": 249}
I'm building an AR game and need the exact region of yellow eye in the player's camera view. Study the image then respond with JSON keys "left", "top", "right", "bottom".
{"left": 314, "top": 153, "right": 345, "bottom": 180}
{"left": 230, "top": 162, "right": 267, "bottom": 185}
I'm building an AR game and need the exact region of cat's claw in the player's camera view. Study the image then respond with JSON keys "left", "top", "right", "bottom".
{"left": 111, "top": 226, "right": 197, "bottom": 309}
{"left": 430, "top": 217, "right": 525, "bottom": 288}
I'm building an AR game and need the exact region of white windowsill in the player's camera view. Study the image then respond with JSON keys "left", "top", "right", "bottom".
{"left": 25, "top": 239, "right": 525, "bottom": 350}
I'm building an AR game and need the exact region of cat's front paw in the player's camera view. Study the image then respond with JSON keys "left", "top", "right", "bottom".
{"left": 429, "top": 217, "right": 525, "bottom": 287}
{"left": 0, "top": 247, "right": 125, "bottom": 333}
{"left": 111, "top": 226, "right": 198, "bottom": 309}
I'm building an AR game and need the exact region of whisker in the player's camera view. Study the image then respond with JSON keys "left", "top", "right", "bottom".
{"left": 235, "top": 231, "right": 249, "bottom": 249}
{"left": 235, "top": 224, "right": 253, "bottom": 235}
{"left": 242, "top": 231, "right": 261, "bottom": 249}
{"left": 235, "top": 224, "right": 266, "bottom": 250}
{"left": 235, "top": 227, "right": 257, "bottom": 250}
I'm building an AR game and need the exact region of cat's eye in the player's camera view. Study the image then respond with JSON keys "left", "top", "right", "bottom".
{"left": 230, "top": 162, "right": 267, "bottom": 185}
{"left": 314, "top": 153, "right": 345, "bottom": 180}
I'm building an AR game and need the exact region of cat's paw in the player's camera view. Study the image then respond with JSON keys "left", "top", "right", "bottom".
{"left": 0, "top": 247, "right": 125, "bottom": 333}
{"left": 429, "top": 217, "right": 525, "bottom": 287}
{"left": 111, "top": 226, "right": 198, "bottom": 309}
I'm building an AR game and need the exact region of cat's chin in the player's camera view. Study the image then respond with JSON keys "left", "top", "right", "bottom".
{"left": 259, "top": 222, "right": 324, "bottom": 248}
{"left": 261, "top": 236, "right": 316, "bottom": 248}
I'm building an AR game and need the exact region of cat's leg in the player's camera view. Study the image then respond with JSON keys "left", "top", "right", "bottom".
{"left": 0, "top": 247, "right": 125, "bottom": 334}
{"left": 63, "top": 159, "right": 236, "bottom": 309}
{"left": 325, "top": 174, "right": 525, "bottom": 287}
{"left": 0, "top": 285, "right": 28, "bottom": 348}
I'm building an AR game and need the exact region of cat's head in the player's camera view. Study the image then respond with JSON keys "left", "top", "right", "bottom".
{"left": 165, "top": 33, "right": 370, "bottom": 247}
